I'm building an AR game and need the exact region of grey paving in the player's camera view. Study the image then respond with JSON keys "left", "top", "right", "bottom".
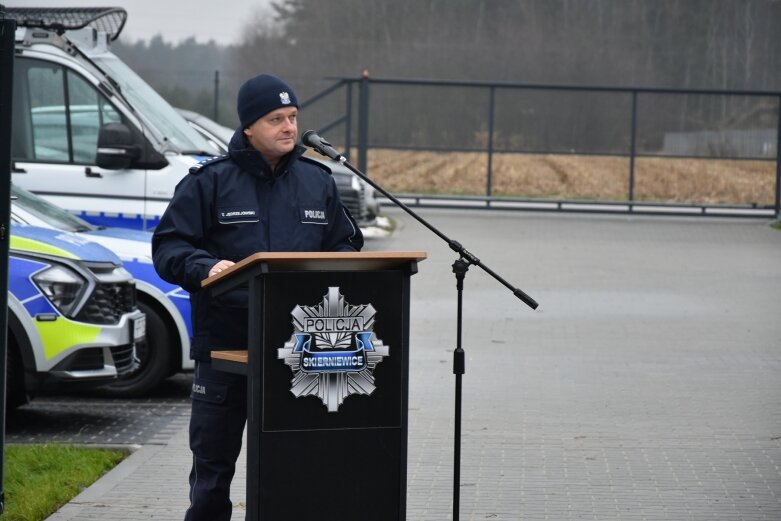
{"left": 6, "top": 391, "right": 190, "bottom": 445}
{"left": 38, "top": 209, "right": 781, "bottom": 520}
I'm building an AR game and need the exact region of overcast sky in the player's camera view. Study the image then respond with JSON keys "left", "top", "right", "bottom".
{"left": 8, "top": 0, "right": 274, "bottom": 45}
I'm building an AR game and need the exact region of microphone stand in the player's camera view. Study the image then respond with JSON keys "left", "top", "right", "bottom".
{"left": 303, "top": 132, "right": 539, "bottom": 521}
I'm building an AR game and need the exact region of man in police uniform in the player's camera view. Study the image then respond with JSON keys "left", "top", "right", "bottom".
{"left": 152, "top": 74, "right": 363, "bottom": 521}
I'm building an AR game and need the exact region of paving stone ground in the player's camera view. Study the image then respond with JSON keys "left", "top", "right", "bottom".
{"left": 18, "top": 209, "right": 781, "bottom": 520}
{"left": 392, "top": 209, "right": 781, "bottom": 521}
{"left": 6, "top": 376, "right": 192, "bottom": 445}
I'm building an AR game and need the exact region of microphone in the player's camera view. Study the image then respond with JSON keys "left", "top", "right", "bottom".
{"left": 301, "top": 130, "right": 344, "bottom": 161}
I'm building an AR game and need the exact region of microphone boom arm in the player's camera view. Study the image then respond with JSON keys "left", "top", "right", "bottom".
{"left": 303, "top": 131, "right": 538, "bottom": 310}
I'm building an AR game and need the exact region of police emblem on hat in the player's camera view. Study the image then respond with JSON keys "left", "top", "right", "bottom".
{"left": 279, "top": 91, "right": 291, "bottom": 105}
{"left": 278, "top": 287, "right": 388, "bottom": 412}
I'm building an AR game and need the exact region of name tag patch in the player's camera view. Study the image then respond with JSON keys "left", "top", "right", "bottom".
{"left": 218, "top": 206, "right": 260, "bottom": 224}
{"left": 300, "top": 207, "right": 328, "bottom": 225}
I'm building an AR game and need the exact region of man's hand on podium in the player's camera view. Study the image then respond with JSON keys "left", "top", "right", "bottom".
{"left": 209, "top": 259, "right": 236, "bottom": 277}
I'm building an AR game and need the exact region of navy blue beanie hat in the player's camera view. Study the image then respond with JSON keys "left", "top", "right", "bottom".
{"left": 237, "top": 74, "right": 298, "bottom": 128}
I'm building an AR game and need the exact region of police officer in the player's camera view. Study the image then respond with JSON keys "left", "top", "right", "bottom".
{"left": 152, "top": 73, "right": 363, "bottom": 521}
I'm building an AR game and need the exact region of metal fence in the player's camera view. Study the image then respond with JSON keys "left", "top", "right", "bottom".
{"left": 301, "top": 75, "right": 781, "bottom": 218}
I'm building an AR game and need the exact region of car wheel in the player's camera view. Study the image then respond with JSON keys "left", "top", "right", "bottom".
{"left": 101, "top": 301, "right": 171, "bottom": 397}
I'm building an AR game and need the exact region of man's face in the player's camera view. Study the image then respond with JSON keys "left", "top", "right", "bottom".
{"left": 243, "top": 106, "right": 298, "bottom": 163}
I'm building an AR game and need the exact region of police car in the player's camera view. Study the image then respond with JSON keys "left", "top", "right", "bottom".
{"left": 7, "top": 224, "right": 145, "bottom": 407}
{"left": 10, "top": 184, "right": 193, "bottom": 397}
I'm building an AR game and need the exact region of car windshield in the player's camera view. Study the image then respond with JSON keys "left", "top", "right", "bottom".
{"left": 93, "top": 54, "right": 214, "bottom": 154}
{"left": 11, "top": 184, "right": 95, "bottom": 232}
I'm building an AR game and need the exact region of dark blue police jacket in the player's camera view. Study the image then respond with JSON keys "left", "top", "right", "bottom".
{"left": 152, "top": 130, "right": 364, "bottom": 361}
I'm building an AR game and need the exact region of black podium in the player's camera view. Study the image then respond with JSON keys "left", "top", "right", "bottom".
{"left": 203, "top": 251, "right": 426, "bottom": 521}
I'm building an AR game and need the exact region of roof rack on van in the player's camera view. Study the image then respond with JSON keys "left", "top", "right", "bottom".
{"left": 6, "top": 7, "right": 127, "bottom": 41}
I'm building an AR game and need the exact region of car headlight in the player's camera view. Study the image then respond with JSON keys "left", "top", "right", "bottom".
{"left": 33, "top": 265, "right": 88, "bottom": 316}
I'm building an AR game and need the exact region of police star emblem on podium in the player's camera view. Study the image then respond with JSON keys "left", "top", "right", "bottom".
{"left": 278, "top": 287, "right": 389, "bottom": 412}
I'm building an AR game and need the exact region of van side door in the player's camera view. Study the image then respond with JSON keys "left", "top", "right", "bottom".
{"left": 11, "top": 57, "right": 147, "bottom": 225}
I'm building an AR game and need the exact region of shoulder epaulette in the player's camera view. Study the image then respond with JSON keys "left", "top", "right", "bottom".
{"left": 299, "top": 155, "right": 333, "bottom": 174}
{"left": 189, "top": 155, "right": 229, "bottom": 174}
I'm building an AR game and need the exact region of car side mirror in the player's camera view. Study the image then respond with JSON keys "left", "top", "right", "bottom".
{"left": 96, "top": 122, "right": 141, "bottom": 169}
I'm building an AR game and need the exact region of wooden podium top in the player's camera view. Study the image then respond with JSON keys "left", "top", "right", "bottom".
{"left": 202, "top": 251, "right": 426, "bottom": 288}
{"left": 212, "top": 350, "right": 248, "bottom": 363}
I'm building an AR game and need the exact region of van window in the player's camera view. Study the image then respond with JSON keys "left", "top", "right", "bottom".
{"left": 93, "top": 54, "right": 214, "bottom": 154}
{"left": 12, "top": 57, "right": 122, "bottom": 164}
{"left": 27, "top": 63, "right": 68, "bottom": 161}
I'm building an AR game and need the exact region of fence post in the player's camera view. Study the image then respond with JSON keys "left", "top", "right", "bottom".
{"left": 776, "top": 95, "right": 781, "bottom": 220}
{"left": 344, "top": 81, "right": 353, "bottom": 160}
{"left": 486, "top": 86, "right": 496, "bottom": 206}
{"left": 213, "top": 70, "right": 220, "bottom": 122}
{"left": 628, "top": 90, "right": 638, "bottom": 209}
{"left": 358, "top": 70, "right": 370, "bottom": 176}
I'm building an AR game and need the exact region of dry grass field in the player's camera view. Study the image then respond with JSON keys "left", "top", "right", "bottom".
{"left": 364, "top": 149, "right": 776, "bottom": 206}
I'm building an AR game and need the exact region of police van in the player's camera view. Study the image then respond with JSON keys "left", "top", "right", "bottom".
{"left": 8, "top": 7, "right": 380, "bottom": 230}
{"left": 7, "top": 223, "right": 145, "bottom": 407}
{"left": 8, "top": 7, "right": 215, "bottom": 230}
